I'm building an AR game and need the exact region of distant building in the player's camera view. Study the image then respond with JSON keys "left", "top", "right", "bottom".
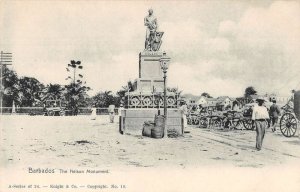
{"left": 264, "top": 93, "right": 291, "bottom": 107}
{"left": 215, "top": 96, "right": 234, "bottom": 110}
{"left": 197, "top": 96, "right": 209, "bottom": 105}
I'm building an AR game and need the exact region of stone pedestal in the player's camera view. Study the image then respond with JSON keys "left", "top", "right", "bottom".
{"left": 139, "top": 51, "right": 164, "bottom": 79}
{"left": 119, "top": 108, "right": 183, "bottom": 135}
{"left": 121, "top": 50, "right": 182, "bottom": 136}
{"left": 134, "top": 51, "right": 164, "bottom": 93}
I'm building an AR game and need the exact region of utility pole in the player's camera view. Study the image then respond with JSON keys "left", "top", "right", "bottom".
{"left": 0, "top": 51, "right": 13, "bottom": 115}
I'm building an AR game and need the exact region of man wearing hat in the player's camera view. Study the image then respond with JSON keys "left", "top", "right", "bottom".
{"left": 252, "top": 96, "right": 270, "bottom": 150}
{"left": 269, "top": 99, "right": 281, "bottom": 132}
{"left": 118, "top": 103, "right": 124, "bottom": 118}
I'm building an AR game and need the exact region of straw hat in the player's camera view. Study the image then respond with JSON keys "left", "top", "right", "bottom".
{"left": 256, "top": 96, "right": 265, "bottom": 102}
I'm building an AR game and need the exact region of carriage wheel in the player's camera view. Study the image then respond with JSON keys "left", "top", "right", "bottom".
{"left": 223, "top": 119, "right": 232, "bottom": 129}
{"left": 280, "top": 113, "right": 297, "bottom": 137}
{"left": 243, "top": 119, "right": 254, "bottom": 130}
{"left": 232, "top": 120, "right": 243, "bottom": 129}
{"left": 211, "top": 118, "right": 222, "bottom": 129}
{"left": 47, "top": 110, "right": 54, "bottom": 116}
{"left": 199, "top": 117, "right": 208, "bottom": 128}
{"left": 142, "top": 97, "right": 152, "bottom": 107}
{"left": 131, "top": 97, "right": 140, "bottom": 106}
{"left": 193, "top": 117, "right": 199, "bottom": 125}
{"left": 59, "top": 110, "right": 65, "bottom": 116}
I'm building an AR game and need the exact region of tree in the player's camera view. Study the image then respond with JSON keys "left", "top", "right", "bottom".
{"left": 2, "top": 66, "right": 22, "bottom": 107}
{"left": 64, "top": 83, "right": 90, "bottom": 108}
{"left": 65, "top": 60, "right": 90, "bottom": 112}
{"left": 92, "top": 91, "right": 114, "bottom": 107}
{"left": 66, "top": 60, "right": 84, "bottom": 84}
{"left": 114, "top": 80, "right": 135, "bottom": 107}
{"left": 244, "top": 86, "right": 257, "bottom": 98}
{"left": 201, "top": 92, "right": 213, "bottom": 98}
{"left": 167, "top": 87, "right": 183, "bottom": 99}
{"left": 18, "top": 77, "right": 44, "bottom": 107}
{"left": 92, "top": 91, "right": 115, "bottom": 107}
{"left": 42, "top": 84, "right": 64, "bottom": 100}
{"left": 39, "top": 83, "right": 65, "bottom": 108}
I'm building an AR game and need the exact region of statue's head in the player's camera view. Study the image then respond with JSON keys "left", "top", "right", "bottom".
{"left": 148, "top": 9, "right": 153, "bottom": 15}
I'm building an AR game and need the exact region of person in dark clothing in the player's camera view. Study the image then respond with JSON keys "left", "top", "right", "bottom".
{"left": 269, "top": 99, "right": 281, "bottom": 132}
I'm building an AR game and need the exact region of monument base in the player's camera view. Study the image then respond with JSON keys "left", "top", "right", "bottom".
{"left": 119, "top": 108, "right": 183, "bottom": 136}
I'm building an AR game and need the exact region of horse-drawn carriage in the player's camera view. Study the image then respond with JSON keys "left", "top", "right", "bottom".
{"left": 187, "top": 106, "right": 253, "bottom": 130}
{"left": 279, "top": 90, "right": 300, "bottom": 137}
{"left": 43, "top": 99, "right": 68, "bottom": 116}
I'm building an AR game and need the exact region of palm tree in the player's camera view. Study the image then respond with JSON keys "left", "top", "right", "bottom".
{"left": 92, "top": 91, "right": 114, "bottom": 107}
{"left": 64, "top": 60, "right": 90, "bottom": 113}
{"left": 41, "top": 84, "right": 64, "bottom": 101}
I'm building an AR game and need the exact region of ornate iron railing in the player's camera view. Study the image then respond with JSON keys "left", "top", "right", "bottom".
{"left": 125, "top": 91, "right": 180, "bottom": 109}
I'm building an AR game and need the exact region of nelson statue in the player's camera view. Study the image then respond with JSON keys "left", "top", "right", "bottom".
{"left": 144, "top": 9, "right": 164, "bottom": 52}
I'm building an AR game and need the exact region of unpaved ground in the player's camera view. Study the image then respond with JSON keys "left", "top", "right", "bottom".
{"left": 1, "top": 115, "right": 299, "bottom": 169}
{"left": 1, "top": 115, "right": 300, "bottom": 192}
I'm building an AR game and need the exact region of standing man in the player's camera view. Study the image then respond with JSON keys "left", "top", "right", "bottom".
{"left": 90, "top": 105, "right": 97, "bottom": 120}
{"left": 144, "top": 9, "right": 158, "bottom": 51}
{"left": 180, "top": 101, "right": 188, "bottom": 132}
{"left": 108, "top": 104, "right": 115, "bottom": 123}
{"left": 118, "top": 104, "right": 124, "bottom": 119}
{"left": 269, "top": 99, "right": 281, "bottom": 132}
{"left": 252, "top": 96, "right": 270, "bottom": 151}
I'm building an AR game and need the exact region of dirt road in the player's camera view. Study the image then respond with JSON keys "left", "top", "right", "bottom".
{"left": 1, "top": 115, "right": 300, "bottom": 192}
{"left": 1, "top": 115, "right": 299, "bottom": 169}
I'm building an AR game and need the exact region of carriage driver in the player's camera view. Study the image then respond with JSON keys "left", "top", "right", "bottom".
{"left": 269, "top": 99, "right": 281, "bottom": 132}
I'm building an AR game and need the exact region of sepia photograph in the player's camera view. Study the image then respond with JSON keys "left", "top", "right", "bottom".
{"left": 0, "top": 0, "right": 300, "bottom": 191}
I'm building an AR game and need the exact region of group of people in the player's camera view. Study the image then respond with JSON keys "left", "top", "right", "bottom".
{"left": 89, "top": 96, "right": 281, "bottom": 151}
{"left": 90, "top": 104, "right": 124, "bottom": 123}
{"left": 179, "top": 97, "right": 281, "bottom": 151}
{"left": 247, "top": 96, "right": 281, "bottom": 150}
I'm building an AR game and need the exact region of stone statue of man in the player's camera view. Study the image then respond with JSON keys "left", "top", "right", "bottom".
{"left": 144, "top": 9, "right": 158, "bottom": 50}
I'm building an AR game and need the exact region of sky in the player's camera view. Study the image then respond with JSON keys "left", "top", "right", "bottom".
{"left": 0, "top": 0, "right": 299, "bottom": 97}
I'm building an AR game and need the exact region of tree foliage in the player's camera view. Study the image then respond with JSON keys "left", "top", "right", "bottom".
{"left": 64, "top": 60, "right": 91, "bottom": 111}
{"left": 64, "top": 83, "right": 90, "bottom": 108}
{"left": 244, "top": 86, "right": 257, "bottom": 98}
{"left": 92, "top": 91, "right": 115, "bottom": 107}
{"left": 41, "top": 84, "right": 65, "bottom": 101}
{"left": 201, "top": 92, "right": 213, "bottom": 98}
{"left": 2, "top": 66, "right": 22, "bottom": 107}
{"left": 167, "top": 87, "right": 182, "bottom": 97}
{"left": 18, "top": 77, "right": 44, "bottom": 107}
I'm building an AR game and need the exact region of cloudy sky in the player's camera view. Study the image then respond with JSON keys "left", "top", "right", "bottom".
{"left": 0, "top": 0, "right": 299, "bottom": 97}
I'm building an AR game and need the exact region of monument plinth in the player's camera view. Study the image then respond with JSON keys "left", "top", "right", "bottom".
{"left": 139, "top": 51, "right": 164, "bottom": 79}
{"left": 119, "top": 9, "right": 183, "bottom": 136}
{"left": 136, "top": 51, "right": 164, "bottom": 93}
